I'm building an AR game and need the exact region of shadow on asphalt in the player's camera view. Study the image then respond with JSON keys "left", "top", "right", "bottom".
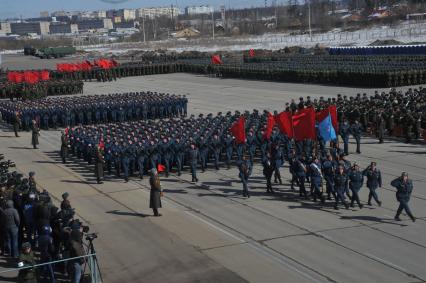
{"left": 340, "top": 215, "right": 407, "bottom": 226}
{"left": 106, "top": 210, "right": 148, "bottom": 217}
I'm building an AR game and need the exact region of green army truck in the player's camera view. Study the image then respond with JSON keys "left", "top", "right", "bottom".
{"left": 24, "top": 46, "right": 76, "bottom": 59}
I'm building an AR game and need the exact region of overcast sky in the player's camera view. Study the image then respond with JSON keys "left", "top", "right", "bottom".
{"left": 1, "top": 0, "right": 270, "bottom": 19}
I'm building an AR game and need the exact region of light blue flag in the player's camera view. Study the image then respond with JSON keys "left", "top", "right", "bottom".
{"left": 318, "top": 114, "right": 336, "bottom": 141}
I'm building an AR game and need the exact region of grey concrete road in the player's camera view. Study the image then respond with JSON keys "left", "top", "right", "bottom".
{"left": 0, "top": 74, "right": 425, "bottom": 283}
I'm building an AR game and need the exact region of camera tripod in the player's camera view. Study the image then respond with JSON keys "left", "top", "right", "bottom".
{"left": 83, "top": 237, "right": 103, "bottom": 283}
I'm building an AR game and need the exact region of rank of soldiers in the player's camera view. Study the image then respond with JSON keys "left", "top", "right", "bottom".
{"left": 0, "top": 92, "right": 188, "bottom": 130}
{"left": 182, "top": 54, "right": 426, "bottom": 87}
{"left": 0, "top": 80, "right": 84, "bottom": 100}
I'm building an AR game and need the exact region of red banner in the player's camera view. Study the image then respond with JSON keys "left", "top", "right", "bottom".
{"left": 211, "top": 55, "right": 222, "bottom": 65}
{"left": 293, "top": 107, "right": 316, "bottom": 141}
{"left": 264, "top": 112, "right": 275, "bottom": 140}
{"left": 230, "top": 116, "right": 246, "bottom": 144}
{"left": 275, "top": 111, "right": 293, "bottom": 138}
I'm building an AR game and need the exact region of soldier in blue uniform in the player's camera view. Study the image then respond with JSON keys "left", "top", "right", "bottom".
{"left": 189, "top": 143, "right": 199, "bottom": 182}
{"left": 363, "top": 162, "right": 382, "bottom": 206}
{"left": 272, "top": 144, "right": 283, "bottom": 185}
{"left": 391, "top": 172, "right": 415, "bottom": 222}
{"left": 339, "top": 119, "right": 350, "bottom": 155}
{"left": 293, "top": 156, "right": 308, "bottom": 199}
{"left": 348, "top": 163, "right": 364, "bottom": 209}
{"left": 310, "top": 157, "right": 325, "bottom": 203}
{"left": 322, "top": 154, "right": 337, "bottom": 200}
{"left": 263, "top": 153, "right": 275, "bottom": 194}
{"left": 350, "top": 120, "right": 363, "bottom": 154}
{"left": 334, "top": 165, "right": 350, "bottom": 210}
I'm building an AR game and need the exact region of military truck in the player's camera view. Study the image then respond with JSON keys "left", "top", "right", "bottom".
{"left": 24, "top": 46, "right": 76, "bottom": 59}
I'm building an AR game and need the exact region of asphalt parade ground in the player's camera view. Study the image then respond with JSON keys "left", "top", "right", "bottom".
{"left": 0, "top": 73, "right": 425, "bottom": 283}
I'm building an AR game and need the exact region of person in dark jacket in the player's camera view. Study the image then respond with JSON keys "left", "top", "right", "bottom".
{"left": 334, "top": 166, "right": 349, "bottom": 210}
{"left": 69, "top": 230, "right": 85, "bottom": 283}
{"left": 238, "top": 156, "right": 252, "bottom": 198}
{"left": 189, "top": 144, "right": 199, "bottom": 183}
{"left": 95, "top": 146, "right": 104, "bottom": 184}
{"left": 263, "top": 153, "right": 275, "bottom": 194}
{"left": 13, "top": 111, "right": 21, "bottom": 138}
{"left": 363, "top": 162, "right": 382, "bottom": 206}
{"left": 1, "top": 200, "right": 20, "bottom": 257}
{"left": 30, "top": 120, "right": 39, "bottom": 149}
{"left": 149, "top": 169, "right": 163, "bottom": 217}
{"left": 391, "top": 172, "right": 415, "bottom": 222}
{"left": 309, "top": 157, "right": 325, "bottom": 203}
{"left": 348, "top": 163, "right": 364, "bottom": 209}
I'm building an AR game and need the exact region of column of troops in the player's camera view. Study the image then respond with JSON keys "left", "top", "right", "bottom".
{"left": 0, "top": 80, "right": 84, "bottom": 100}
{"left": 50, "top": 62, "right": 182, "bottom": 83}
{"left": 0, "top": 92, "right": 188, "bottom": 131}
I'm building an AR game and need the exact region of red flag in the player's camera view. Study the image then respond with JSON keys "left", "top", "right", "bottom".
{"left": 230, "top": 116, "right": 246, "bottom": 144}
{"left": 7, "top": 72, "right": 17, "bottom": 83}
{"left": 249, "top": 49, "right": 255, "bottom": 58}
{"left": 329, "top": 105, "right": 338, "bottom": 132}
{"left": 292, "top": 107, "right": 316, "bottom": 141}
{"left": 24, "top": 71, "right": 39, "bottom": 84}
{"left": 15, "top": 72, "right": 24, "bottom": 83}
{"left": 111, "top": 59, "right": 119, "bottom": 67}
{"left": 211, "top": 55, "right": 222, "bottom": 65}
{"left": 264, "top": 112, "right": 275, "bottom": 140}
{"left": 40, "top": 70, "right": 50, "bottom": 81}
{"left": 157, "top": 164, "right": 166, "bottom": 173}
{"left": 275, "top": 111, "right": 293, "bottom": 138}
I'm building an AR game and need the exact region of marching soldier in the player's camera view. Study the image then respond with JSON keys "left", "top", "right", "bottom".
{"left": 363, "top": 162, "right": 382, "bottom": 207}
{"left": 348, "top": 163, "right": 364, "bottom": 209}
{"left": 391, "top": 172, "right": 415, "bottom": 222}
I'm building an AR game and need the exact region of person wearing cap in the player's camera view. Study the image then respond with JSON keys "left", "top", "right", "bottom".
{"left": 363, "top": 162, "right": 382, "bottom": 206}
{"left": 334, "top": 165, "right": 349, "bottom": 210}
{"left": 238, "top": 155, "right": 252, "bottom": 198}
{"left": 350, "top": 120, "right": 363, "bottom": 154}
{"left": 391, "top": 172, "right": 415, "bottom": 222}
{"left": 149, "top": 169, "right": 163, "bottom": 217}
{"left": 38, "top": 224, "right": 56, "bottom": 282}
{"left": 17, "top": 242, "right": 37, "bottom": 283}
{"left": 30, "top": 120, "right": 40, "bottom": 149}
{"left": 61, "top": 192, "right": 72, "bottom": 211}
{"left": 348, "top": 163, "right": 364, "bottom": 209}
{"left": 95, "top": 146, "right": 104, "bottom": 184}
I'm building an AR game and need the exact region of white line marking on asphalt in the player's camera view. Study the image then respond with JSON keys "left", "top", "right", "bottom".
{"left": 365, "top": 253, "right": 408, "bottom": 273}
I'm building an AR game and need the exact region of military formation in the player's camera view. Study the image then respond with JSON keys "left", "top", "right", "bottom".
{"left": 332, "top": 87, "right": 425, "bottom": 143}
{"left": 0, "top": 155, "right": 90, "bottom": 282}
{"left": 51, "top": 62, "right": 182, "bottom": 82}
{"left": 63, "top": 97, "right": 417, "bottom": 221}
{"left": 0, "top": 80, "right": 84, "bottom": 100}
{"left": 0, "top": 92, "right": 188, "bottom": 130}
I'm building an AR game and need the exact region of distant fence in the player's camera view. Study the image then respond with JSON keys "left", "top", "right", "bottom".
{"left": 76, "top": 22, "right": 426, "bottom": 52}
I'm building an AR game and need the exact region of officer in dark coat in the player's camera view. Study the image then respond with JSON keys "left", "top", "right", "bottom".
{"left": 350, "top": 120, "right": 363, "bottom": 154}
{"left": 149, "top": 169, "right": 163, "bottom": 217}
{"left": 13, "top": 111, "right": 21, "bottom": 137}
{"left": 293, "top": 156, "right": 308, "bottom": 198}
{"left": 334, "top": 165, "right": 349, "bottom": 210}
{"left": 60, "top": 130, "right": 69, "bottom": 163}
{"left": 339, "top": 119, "right": 350, "bottom": 155}
{"left": 363, "top": 162, "right": 382, "bottom": 206}
{"left": 238, "top": 156, "right": 252, "bottom": 198}
{"left": 95, "top": 146, "right": 104, "bottom": 184}
{"left": 322, "top": 154, "right": 336, "bottom": 200}
{"left": 189, "top": 143, "right": 199, "bottom": 182}
{"left": 391, "top": 172, "right": 415, "bottom": 222}
{"left": 262, "top": 153, "right": 275, "bottom": 194}
{"left": 309, "top": 157, "right": 325, "bottom": 203}
{"left": 348, "top": 163, "right": 364, "bottom": 209}
{"left": 30, "top": 120, "right": 39, "bottom": 149}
